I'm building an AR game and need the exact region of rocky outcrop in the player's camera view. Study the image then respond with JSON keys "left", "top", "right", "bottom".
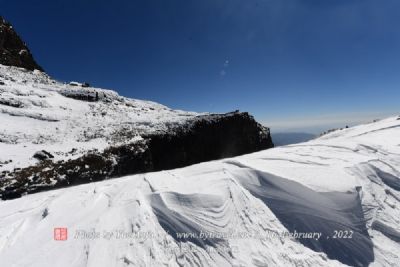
{"left": 0, "top": 16, "right": 43, "bottom": 71}
{"left": 147, "top": 112, "right": 273, "bottom": 170}
{"left": 33, "top": 150, "right": 54, "bottom": 161}
{"left": 0, "top": 112, "right": 273, "bottom": 200}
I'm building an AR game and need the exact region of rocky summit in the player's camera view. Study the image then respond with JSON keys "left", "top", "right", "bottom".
{"left": 0, "top": 16, "right": 43, "bottom": 71}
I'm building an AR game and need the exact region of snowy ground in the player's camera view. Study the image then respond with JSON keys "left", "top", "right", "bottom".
{"left": 0, "top": 65, "right": 198, "bottom": 172}
{"left": 1, "top": 112, "right": 399, "bottom": 266}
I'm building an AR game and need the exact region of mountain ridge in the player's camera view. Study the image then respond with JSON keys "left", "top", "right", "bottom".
{"left": 0, "top": 16, "right": 43, "bottom": 71}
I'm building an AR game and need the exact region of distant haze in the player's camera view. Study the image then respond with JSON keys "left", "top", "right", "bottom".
{"left": 265, "top": 111, "right": 399, "bottom": 134}
{"left": 272, "top": 132, "right": 316, "bottom": 146}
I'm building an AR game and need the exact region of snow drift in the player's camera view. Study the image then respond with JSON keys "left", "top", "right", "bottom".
{"left": 1, "top": 115, "right": 400, "bottom": 266}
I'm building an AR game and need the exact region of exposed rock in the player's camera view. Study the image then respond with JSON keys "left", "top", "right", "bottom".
{"left": 60, "top": 89, "right": 100, "bottom": 102}
{"left": 146, "top": 112, "right": 273, "bottom": 170}
{"left": 0, "top": 16, "right": 43, "bottom": 71}
{"left": 33, "top": 150, "right": 54, "bottom": 161}
{"left": 60, "top": 87, "right": 117, "bottom": 102}
{"left": 0, "top": 97, "right": 24, "bottom": 108}
{"left": 0, "top": 111, "right": 273, "bottom": 200}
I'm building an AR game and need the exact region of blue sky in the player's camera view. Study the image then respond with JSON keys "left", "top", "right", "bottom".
{"left": 2, "top": 0, "right": 399, "bottom": 133}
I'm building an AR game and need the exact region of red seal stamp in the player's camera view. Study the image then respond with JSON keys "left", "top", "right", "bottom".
{"left": 54, "top": 227, "right": 68, "bottom": 241}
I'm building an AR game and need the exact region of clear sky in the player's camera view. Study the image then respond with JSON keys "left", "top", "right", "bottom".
{"left": 2, "top": 0, "right": 399, "bottom": 133}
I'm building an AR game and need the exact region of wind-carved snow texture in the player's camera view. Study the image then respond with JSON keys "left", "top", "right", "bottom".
{"left": 371, "top": 221, "right": 400, "bottom": 243}
{"left": 234, "top": 168, "right": 374, "bottom": 267}
{"left": 1, "top": 94, "right": 400, "bottom": 266}
{"left": 149, "top": 193, "right": 226, "bottom": 248}
{"left": 373, "top": 168, "right": 400, "bottom": 191}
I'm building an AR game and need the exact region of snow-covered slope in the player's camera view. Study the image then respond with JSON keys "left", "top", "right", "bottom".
{"left": 1, "top": 115, "right": 399, "bottom": 266}
{"left": 0, "top": 64, "right": 198, "bottom": 172}
{"left": 0, "top": 65, "right": 273, "bottom": 200}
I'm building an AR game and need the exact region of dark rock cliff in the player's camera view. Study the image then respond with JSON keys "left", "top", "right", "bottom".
{"left": 0, "top": 16, "right": 43, "bottom": 71}
{"left": 147, "top": 112, "right": 273, "bottom": 170}
{"left": 0, "top": 112, "right": 273, "bottom": 200}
